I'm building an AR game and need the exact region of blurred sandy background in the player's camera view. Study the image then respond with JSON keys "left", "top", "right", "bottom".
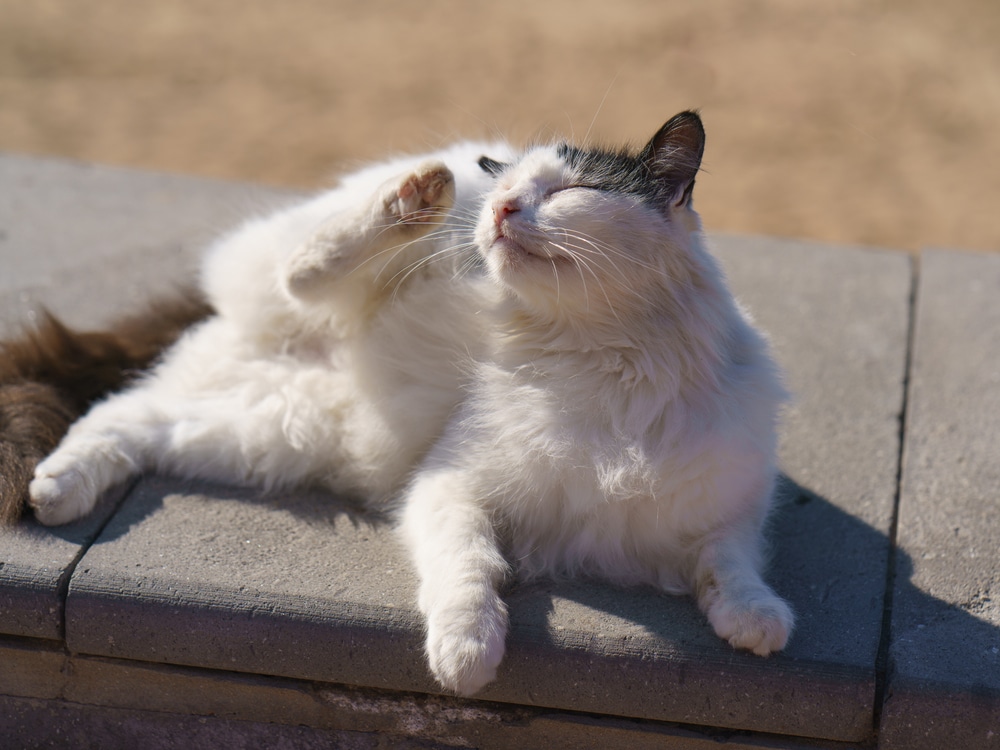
{"left": 1, "top": 0, "right": 997, "bottom": 252}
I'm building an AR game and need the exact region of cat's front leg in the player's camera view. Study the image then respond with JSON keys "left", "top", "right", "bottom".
{"left": 283, "top": 161, "right": 456, "bottom": 303}
{"left": 691, "top": 521, "right": 794, "bottom": 656}
{"left": 400, "top": 467, "right": 510, "bottom": 697}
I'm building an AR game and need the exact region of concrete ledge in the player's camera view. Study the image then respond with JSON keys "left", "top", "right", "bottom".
{"left": 0, "top": 638, "right": 849, "bottom": 749}
{"left": 1, "top": 153, "right": 997, "bottom": 748}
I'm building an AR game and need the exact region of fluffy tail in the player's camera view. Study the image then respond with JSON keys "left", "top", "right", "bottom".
{"left": 0, "top": 290, "right": 213, "bottom": 524}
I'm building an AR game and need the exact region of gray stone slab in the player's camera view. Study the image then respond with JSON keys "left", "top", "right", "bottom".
{"left": 879, "top": 249, "right": 1000, "bottom": 749}
{"left": 63, "top": 226, "right": 911, "bottom": 742}
{"left": 0, "top": 152, "right": 297, "bottom": 336}
{"left": 66, "top": 478, "right": 431, "bottom": 692}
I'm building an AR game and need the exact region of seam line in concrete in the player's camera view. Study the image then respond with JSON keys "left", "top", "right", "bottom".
{"left": 54, "top": 475, "right": 143, "bottom": 643}
{"left": 872, "top": 250, "right": 919, "bottom": 735}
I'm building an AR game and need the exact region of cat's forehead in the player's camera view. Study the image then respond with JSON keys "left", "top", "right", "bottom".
{"left": 556, "top": 142, "right": 661, "bottom": 200}
{"left": 502, "top": 145, "right": 571, "bottom": 186}
{"left": 501, "top": 141, "right": 665, "bottom": 205}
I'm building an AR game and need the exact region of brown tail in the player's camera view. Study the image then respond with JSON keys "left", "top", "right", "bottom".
{"left": 0, "top": 289, "right": 213, "bottom": 524}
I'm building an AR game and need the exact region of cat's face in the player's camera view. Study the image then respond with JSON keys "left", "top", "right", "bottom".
{"left": 474, "top": 112, "right": 706, "bottom": 323}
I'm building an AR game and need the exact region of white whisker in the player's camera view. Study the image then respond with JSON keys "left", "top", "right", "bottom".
{"left": 549, "top": 239, "right": 625, "bottom": 325}
{"left": 584, "top": 73, "right": 619, "bottom": 146}
{"left": 550, "top": 257, "right": 561, "bottom": 308}
{"left": 385, "top": 242, "right": 478, "bottom": 303}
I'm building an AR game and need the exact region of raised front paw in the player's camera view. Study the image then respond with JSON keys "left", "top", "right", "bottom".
{"left": 706, "top": 590, "right": 794, "bottom": 656}
{"left": 29, "top": 463, "right": 99, "bottom": 526}
{"left": 384, "top": 161, "right": 455, "bottom": 225}
{"left": 425, "top": 594, "right": 508, "bottom": 697}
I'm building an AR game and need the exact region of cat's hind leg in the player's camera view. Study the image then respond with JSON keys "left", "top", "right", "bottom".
{"left": 691, "top": 519, "right": 794, "bottom": 656}
{"left": 283, "top": 162, "right": 456, "bottom": 303}
{"left": 28, "top": 387, "right": 176, "bottom": 525}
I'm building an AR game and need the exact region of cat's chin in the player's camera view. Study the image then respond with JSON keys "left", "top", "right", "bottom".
{"left": 486, "top": 236, "right": 566, "bottom": 279}
{"left": 493, "top": 235, "right": 533, "bottom": 260}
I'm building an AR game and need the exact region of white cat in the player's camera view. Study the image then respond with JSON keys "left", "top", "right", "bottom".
{"left": 30, "top": 112, "right": 793, "bottom": 697}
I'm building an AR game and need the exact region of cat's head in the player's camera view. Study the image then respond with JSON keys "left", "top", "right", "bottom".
{"left": 474, "top": 111, "right": 707, "bottom": 324}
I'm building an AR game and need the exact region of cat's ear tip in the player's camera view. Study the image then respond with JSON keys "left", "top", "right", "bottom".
{"left": 645, "top": 110, "right": 707, "bottom": 165}
{"left": 660, "top": 110, "right": 706, "bottom": 141}
{"left": 672, "top": 109, "right": 703, "bottom": 123}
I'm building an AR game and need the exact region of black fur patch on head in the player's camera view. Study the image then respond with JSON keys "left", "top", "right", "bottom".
{"left": 556, "top": 142, "right": 671, "bottom": 205}
{"left": 557, "top": 111, "right": 705, "bottom": 210}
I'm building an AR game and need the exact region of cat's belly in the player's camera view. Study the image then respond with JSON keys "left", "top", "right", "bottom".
{"left": 502, "top": 488, "right": 689, "bottom": 589}
{"left": 147, "top": 322, "right": 459, "bottom": 501}
{"left": 486, "top": 419, "right": 775, "bottom": 590}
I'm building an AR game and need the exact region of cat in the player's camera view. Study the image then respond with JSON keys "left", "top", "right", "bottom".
{"left": 21, "top": 111, "right": 794, "bottom": 697}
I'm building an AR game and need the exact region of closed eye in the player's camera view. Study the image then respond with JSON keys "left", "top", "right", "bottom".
{"left": 545, "top": 185, "right": 596, "bottom": 197}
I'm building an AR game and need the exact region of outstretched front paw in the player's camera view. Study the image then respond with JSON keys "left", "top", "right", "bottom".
{"left": 384, "top": 161, "right": 455, "bottom": 226}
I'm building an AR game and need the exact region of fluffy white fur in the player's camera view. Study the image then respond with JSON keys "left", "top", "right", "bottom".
{"left": 30, "top": 113, "right": 793, "bottom": 698}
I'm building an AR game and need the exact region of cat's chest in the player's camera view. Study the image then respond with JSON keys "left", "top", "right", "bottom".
{"left": 477, "top": 359, "right": 664, "bottom": 497}
{"left": 483, "top": 361, "right": 599, "bottom": 430}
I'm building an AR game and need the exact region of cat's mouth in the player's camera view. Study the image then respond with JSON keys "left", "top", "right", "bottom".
{"left": 491, "top": 230, "right": 561, "bottom": 266}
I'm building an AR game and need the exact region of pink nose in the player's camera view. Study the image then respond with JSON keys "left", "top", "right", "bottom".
{"left": 493, "top": 198, "right": 520, "bottom": 225}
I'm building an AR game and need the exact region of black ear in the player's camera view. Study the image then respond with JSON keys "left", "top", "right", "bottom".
{"left": 478, "top": 155, "right": 508, "bottom": 176}
{"left": 639, "top": 111, "right": 705, "bottom": 208}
